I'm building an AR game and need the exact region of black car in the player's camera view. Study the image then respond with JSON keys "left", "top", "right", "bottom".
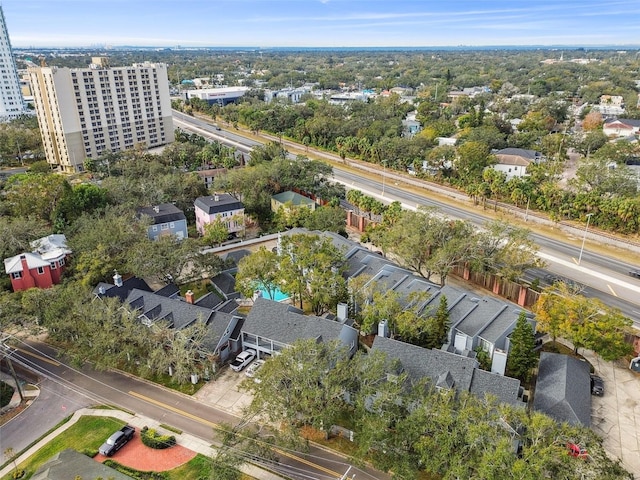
{"left": 99, "top": 425, "right": 135, "bottom": 456}
{"left": 590, "top": 374, "right": 604, "bottom": 396}
{"left": 629, "top": 269, "right": 640, "bottom": 279}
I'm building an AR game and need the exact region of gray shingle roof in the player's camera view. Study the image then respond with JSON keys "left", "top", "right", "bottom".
{"left": 469, "top": 368, "right": 522, "bottom": 406}
{"left": 532, "top": 352, "right": 591, "bottom": 426}
{"left": 202, "top": 311, "right": 238, "bottom": 352}
{"left": 495, "top": 148, "right": 541, "bottom": 160}
{"left": 243, "top": 297, "right": 358, "bottom": 356}
{"left": 93, "top": 277, "right": 153, "bottom": 302}
{"left": 125, "top": 288, "right": 214, "bottom": 330}
{"left": 211, "top": 272, "right": 237, "bottom": 297}
{"left": 372, "top": 336, "right": 523, "bottom": 405}
{"left": 194, "top": 194, "right": 244, "bottom": 214}
{"left": 216, "top": 298, "right": 240, "bottom": 314}
{"left": 154, "top": 283, "right": 180, "bottom": 298}
{"left": 32, "top": 449, "right": 133, "bottom": 480}
{"left": 479, "top": 308, "right": 531, "bottom": 347}
{"left": 194, "top": 291, "right": 224, "bottom": 309}
{"left": 605, "top": 118, "right": 640, "bottom": 127}
{"left": 137, "top": 203, "right": 186, "bottom": 224}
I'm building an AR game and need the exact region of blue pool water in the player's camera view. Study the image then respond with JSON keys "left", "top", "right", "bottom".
{"left": 258, "top": 287, "right": 290, "bottom": 302}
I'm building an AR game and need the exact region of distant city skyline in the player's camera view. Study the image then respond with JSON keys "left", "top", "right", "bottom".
{"left": 3, "top": 0, "right": 640, "bottom": 49}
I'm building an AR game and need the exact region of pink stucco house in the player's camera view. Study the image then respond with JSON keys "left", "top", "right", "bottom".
{"left": 194, "top": 193, "right": 245, "bottom": 236}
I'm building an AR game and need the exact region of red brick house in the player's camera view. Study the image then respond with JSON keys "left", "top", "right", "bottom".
{"left": 3, "top": 234, "right": 71, "bottom": 292}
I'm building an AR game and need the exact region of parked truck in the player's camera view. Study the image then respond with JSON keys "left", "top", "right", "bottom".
{"left": 99, "top": 425, "right": 135, "bottom": 456}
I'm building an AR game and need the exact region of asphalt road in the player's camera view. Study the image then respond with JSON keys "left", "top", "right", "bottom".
{"left": 3, "top": 339, "right": 386, "bottom": 480}
{"left": 172, "top": 111, "right": 640, "bottom": 328}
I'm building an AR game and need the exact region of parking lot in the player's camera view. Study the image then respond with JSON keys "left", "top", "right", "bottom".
{"left": 586, "top": 350, "right": 640, "bottom": 478}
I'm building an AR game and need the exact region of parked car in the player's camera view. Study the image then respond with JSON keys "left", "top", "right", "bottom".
{"left": 99, "top": 425, "right": 135, "bottom": 456}
{"left": 245, "top": 359, "right": 265, "bottom": 381}
{"left": 590, "top": 374, "right": 604, "bottom": 396}
{"left": 230, "top": 349, "right": 256, "bottom": 372}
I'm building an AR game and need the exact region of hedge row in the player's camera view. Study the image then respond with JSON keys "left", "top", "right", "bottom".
{"left": 104, "top": 459, "right": 169, "bottom": 480}
{"left": 140, "top": 426, "right": 177, "bottom": 449}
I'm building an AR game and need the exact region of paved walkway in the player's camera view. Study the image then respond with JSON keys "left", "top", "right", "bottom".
{"left": 0, "top": 407, "right": 282, "bottom": 480}
{"left": 93, "top": 426, "right": 197, "bottom": 472}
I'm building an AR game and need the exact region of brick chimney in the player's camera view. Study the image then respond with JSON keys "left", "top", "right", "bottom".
{"left": 185, "top": 290, "right": 195, "bottom": 304}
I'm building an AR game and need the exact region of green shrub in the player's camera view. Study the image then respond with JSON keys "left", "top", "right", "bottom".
{"left": 1, "top": 381, "right": 15, "bottom": 408}
{"left": 140, "top": 426, "right": 176, "bottom": 450}
{"left": 104, "top": 459, "right": 169, "bottom": 480}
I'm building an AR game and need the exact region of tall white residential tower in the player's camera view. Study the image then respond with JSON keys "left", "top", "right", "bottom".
{"left": 29, "top": 58, "right": 174, "bottom": 172}
{"left": 0, "top": 6, "right": 27, "bottom": 120}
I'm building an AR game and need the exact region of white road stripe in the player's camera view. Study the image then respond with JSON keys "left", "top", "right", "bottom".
{"left": 537, "top": 251, "right": 640, "bottom": 294}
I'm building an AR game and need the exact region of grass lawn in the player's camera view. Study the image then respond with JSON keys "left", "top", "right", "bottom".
{"left": 178, "top": 279, "right": 219, "bottom": 301}
{"left": 2, "top": 416, "right": 125, "bottom": 480}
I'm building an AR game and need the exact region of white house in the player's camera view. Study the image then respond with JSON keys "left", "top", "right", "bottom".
{"left": 492, "top": 148, "right": 544, "bottom": 180}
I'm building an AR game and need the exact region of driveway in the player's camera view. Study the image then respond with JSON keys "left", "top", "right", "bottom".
{"left": 95, "top": 427, "right": 197, "bottom": 471}
{"left": 192, "top": 366, "right": 254, "bottom": 417}
{"left": 586, "top": 351, "right": 640, "bottom": 479}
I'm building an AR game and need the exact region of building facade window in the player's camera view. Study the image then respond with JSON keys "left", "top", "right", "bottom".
{"left": 37, "top": 266, "right": 45, "bottom": 275}
{"left": 11, "top": 271, "right": 22, "bottom": 279}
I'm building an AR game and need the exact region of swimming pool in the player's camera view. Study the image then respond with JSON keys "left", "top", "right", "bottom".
{"left": 257, "top": 287, "right": 290, "bottom": 302}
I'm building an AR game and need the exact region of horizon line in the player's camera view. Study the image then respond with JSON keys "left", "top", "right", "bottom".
{"left": 11, "top": 43, "right": 640, "bottom": 51}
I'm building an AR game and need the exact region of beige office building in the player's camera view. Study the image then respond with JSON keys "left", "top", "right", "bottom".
{"left": 28, "top": 58, "right": 174, "bottom": 172}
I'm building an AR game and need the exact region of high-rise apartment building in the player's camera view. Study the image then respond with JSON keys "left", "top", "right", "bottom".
{"left": 29, "top": 58, "right": 174, "bottom": 172}
{"left": 0, "top": 6, "right": 27, "bottom": 120}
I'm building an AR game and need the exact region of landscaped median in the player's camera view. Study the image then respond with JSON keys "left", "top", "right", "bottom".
{"left": 0, "top": 409, "right": 260, "bottom": 480}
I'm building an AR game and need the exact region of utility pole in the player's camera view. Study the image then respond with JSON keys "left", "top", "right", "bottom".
{"left": 1, "top": 336, "right": 25, "bottom": 403}
{"left": 578, "top": 213, "right": 593, "bottom": 265}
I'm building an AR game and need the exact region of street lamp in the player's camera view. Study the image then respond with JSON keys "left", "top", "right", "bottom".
{"left": 381, "top": 160, "right": 387, "bottom": 196}
{"left": 578, "top": 213, "right": 593, "bottom": 265}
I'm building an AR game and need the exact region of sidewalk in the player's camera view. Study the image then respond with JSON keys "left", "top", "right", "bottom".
{"left": 0, "top": 407, "right": 283, "bottom": 480}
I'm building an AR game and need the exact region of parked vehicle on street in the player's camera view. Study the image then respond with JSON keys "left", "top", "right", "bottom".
{"left": 99, "top": 425, "right": 135, "bottom": 456}
{"left": 230, "top": 349, "right": 256, "bottom": 372}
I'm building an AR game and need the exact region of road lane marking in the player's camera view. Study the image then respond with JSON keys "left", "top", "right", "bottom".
{"left": 129, "top": 390, "right": 219, "bottom": 428}
{"left": 14, "top": 347, "right": 61, "bottom": 366}
{"left": 608, "top": 285, "right": 618, "bottom": 297}
{"left": 128, "top": 391, "right": 341, "bottom": 478}
{"left": 537, "top": 251, "right": 640, "bottom": 294}
{"left": 272, "top": 447, "right": 341, "bottom": 477}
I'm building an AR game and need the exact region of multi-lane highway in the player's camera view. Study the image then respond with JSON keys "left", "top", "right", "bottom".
{"left": 173, "top": 111, "right": 640, "bottom": 328}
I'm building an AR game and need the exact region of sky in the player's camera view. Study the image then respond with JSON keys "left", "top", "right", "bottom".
{"left": 2, "top": 0, "right": 640, "bottom": 49}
